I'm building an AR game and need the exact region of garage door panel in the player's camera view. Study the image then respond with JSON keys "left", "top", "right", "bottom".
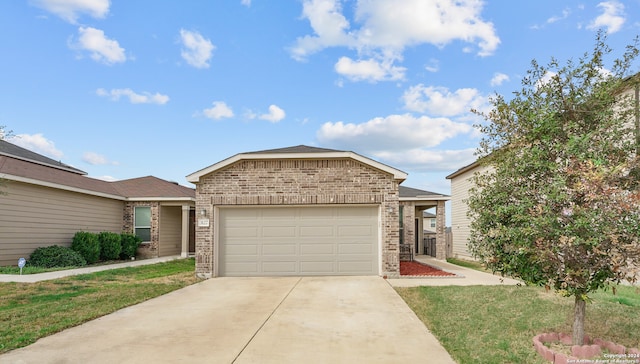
{"left": 262, "top": 262, "right": 297, "bottom": 273}
{"left": 225, "top": 244, "right": 259, "bottom": 255}
{"left": 261, "top": 209, "right": 296, "bottom": 220}
{"left": 338, "top": 225, "right": 373, "bottom": 236}
{"left": 299, "top": 208, "right": 334, "bottom": 219}
{"left": 225, "top": 227, "right": 259, "bottom": 237}
{"left": 262, "top": 244, "right": 296, "bottom": 255}
{"left": 299, "top": 226, "right": 334, "bottom": 237}
{"left": 219, "top": 206, "right": 378, "bottom": 276}
{"left": 300, "top": 243, "right": 334, "bottom": 255}
{"left": 262, "top": 226, "right": 296, "bottom": 237}
{"left": 338, "top": 243, "right": 373, "bottom": 254}
{"left": 226, "top": 209, "right": 260, "bottom": 220}
{"left": 225, "top": 262, "right": 259, "bottom": 274}
{"left": 338, "top": 207, "right": 375, "bottom": 217}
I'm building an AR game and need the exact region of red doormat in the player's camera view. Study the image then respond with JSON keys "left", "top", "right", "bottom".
{"left": 400, "top": 261, "right": 456, "bottom": 277}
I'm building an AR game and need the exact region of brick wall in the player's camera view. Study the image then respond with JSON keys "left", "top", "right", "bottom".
{"left": 399, "top": 201, "right": 416, "bottom": 254}
{"left": 194, "top": 158, "right": 401, "bottom": 278}
{"left": 123, "top": 201, "right": 160, "bottom": 259}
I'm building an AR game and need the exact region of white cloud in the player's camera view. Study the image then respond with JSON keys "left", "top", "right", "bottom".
{"left": 72, "top": 27, "right": 126, "bottom": 65}
{"left": 31, "top": 0, "right": 110, "bottom": 24}
{"left": 96, "top": 88, "right": 169, "bottom": 104}
{"left": 202, "top": 101, "right": 234, "bottom": 120}
{"left": 259, "top": 105, "right": 286, "bottom": 123}
{"left": 334, "top": 56, "right": 405, "bottom": 82}
{"left": 317, "top": 113, "right": 472, "bottom": 152}
{"left": 7, "top": 133, "right": 64, "bottom": 159}
{"left": 490, "top": 73, "right": 509, "bottom": 87}
{"left": 291, "top": 0, "right": 500, "bottom": 80}
{"left": 401, "top": 85, "right": 488, "bottom": 116}
{"left": 82, "top": 151, "right": 118, "bottom": 165}
{"left": 588, "top": 1, "right": 625, "bottom": 34}
{"left": 373, "top": 147, "right": 477, "bottom": 172}
{"left": 241, "top": 0, "right": 251, "bottom": 6}
{"left": 289, "top": 0, "right": 355, "bottom": 61}
{"left": 179, "top": 29, "right": 215, "bottom": 69}
{"left": 546, "top": 8, "right": 571, "bottom": 25}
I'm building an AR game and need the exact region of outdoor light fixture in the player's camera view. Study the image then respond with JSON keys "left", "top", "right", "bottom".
{"left": 200, "top": 208, "right": 207, "bottom": 217}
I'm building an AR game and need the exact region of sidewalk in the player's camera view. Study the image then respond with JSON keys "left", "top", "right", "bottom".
{"left": 0, "top": 256, "right": 183, "bottom": 283}
{"left": 0, "top": 255, "right": 522, "bottom": 287}
{"left": 387, "top": 255, "right": 523, "bottom": 287}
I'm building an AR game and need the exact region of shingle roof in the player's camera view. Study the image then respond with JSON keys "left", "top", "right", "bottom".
{"left": 0, "top": 140, "right": 194, "bottom": 200}
{"left": 0, "top": 139, "right": 86, "bottom": 175}
{"left": 0, "top": 155, "right": 121, "bottom": 197}
{"left": 111, "top": 176, "right": 195, "bottom": 198}
{"left": 399, "top": 186, "right": 449, "bottom": 198}
{"left": 246, "top": 145, "right": 345, "bottom": 154}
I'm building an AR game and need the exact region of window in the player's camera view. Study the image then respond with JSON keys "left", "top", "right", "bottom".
{"left": 430, "top": 219, "right": 436, "bottom": 228}
{"left": 134, "top": 206, "right": 151, "bottom": 242}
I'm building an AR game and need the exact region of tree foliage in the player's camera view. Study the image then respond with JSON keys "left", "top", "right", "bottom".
{"left": 468, "top": 33, "right": 640, "bottom": 345}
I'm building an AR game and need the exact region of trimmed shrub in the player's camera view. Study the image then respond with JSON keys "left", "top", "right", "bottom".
{"left": 29, "top": 245, "right": 86, "bottom": 268}
{"left": 71, "top": 231, "right": 100, "bottom": 264}
{"left": 98, "top": 232, "right": 122, "bottom": 261}
{"left": 120, "top": 233, "right": 142, "bottom": 259}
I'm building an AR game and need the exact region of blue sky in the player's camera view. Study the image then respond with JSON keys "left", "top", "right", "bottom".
{"left": 1, "top": 0, "right": 639, "bottom": 195}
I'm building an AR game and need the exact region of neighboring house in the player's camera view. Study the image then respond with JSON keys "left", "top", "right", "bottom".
{"left": 187, "top": 145, "right": 450, "bottom": 278}
{"left": 446, "top": 73, "right": 640, "bottom": 261}
{"left": 446, "top": 161, "right": 491, "bottom": 260}
{"left": 423, "top": 211, "right": 436, "bottom": 232}
{"left": 0, "top": 140, "right": 195, "bottom": 266}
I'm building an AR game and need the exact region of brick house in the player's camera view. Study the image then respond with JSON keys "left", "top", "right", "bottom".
{"left": 187, "top": 145, "right": 449, "bottom": 278}
{"left": 0, "top": 140, "right": 195, "bottom": 266}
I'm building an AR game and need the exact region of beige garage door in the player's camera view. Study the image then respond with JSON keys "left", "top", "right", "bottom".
{"left": 219, "top": 206, "right": 379, "bottom": 276}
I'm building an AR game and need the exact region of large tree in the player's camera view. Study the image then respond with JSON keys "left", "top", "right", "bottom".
{"left": 468, "top": 34, "right": 640, "bottom": 346}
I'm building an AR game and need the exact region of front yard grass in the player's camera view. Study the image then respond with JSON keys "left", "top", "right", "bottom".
{"left": 396, "top": 284, "right": 640, "bottom": 364}
{"left": 0, "top": 258, "right": 199, "bottom": 354}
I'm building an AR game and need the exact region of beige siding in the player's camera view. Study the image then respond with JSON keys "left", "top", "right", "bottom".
{"left": 449, "top": 164, "right": 492, "bottom": 260}
{"left": 159, "top": 205, "right": 182, "bottom": 257}
{"left": 0, "top": 181, "right": 124, "bottom": 266}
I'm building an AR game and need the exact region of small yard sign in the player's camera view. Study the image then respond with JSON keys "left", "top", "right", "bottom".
{"left": 18, "top": 257, "right": 26, "bottom": 275}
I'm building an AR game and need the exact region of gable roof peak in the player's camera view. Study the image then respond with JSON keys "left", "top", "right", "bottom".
{"left": 246, "top": 145, "right": 345, "bottom": 154}
{"left": 187, "top": 145, "right": 407, "bottom": 183}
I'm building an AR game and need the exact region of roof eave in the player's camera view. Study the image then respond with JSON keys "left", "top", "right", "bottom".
{"left": 3, "top": 174, "right": 127, "bottom": 201}
{"left": 127, "top": 197, "right": 196, "bottom": 202}
{"left": 399, "top": 196, "right": 451, "bottom": 202}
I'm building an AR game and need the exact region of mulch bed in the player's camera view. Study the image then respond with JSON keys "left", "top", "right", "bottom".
{"left": 400, "top": 261, "right": 457, "bottom": 277}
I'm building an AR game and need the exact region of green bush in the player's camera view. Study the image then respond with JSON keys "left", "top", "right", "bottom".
{"left": 120, "top": 233, "right": 142, "bottom": 259}
{"left": 29, "top": 245, "right": 87, "bottom": 268}
{"left": 98, "top": 232, "right": 122, "bottom": 261}
{"left": 71, "top": 231, "right": 100, "bottom": 264}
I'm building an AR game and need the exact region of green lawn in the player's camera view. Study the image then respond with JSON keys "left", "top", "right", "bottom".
{"left": 0, "top": 258, "right": 200, "bottom": 353}
{"left": 396, "top": 284, "right": 640, "bottom": 364}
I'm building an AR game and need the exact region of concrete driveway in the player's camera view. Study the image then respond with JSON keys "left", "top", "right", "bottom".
{"left": 0, "top": 276, "right": 455, "bottom": 364}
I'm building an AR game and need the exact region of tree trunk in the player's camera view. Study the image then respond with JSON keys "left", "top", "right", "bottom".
{"left": 573, "top": 296, "right": 586, "bottom": 345}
